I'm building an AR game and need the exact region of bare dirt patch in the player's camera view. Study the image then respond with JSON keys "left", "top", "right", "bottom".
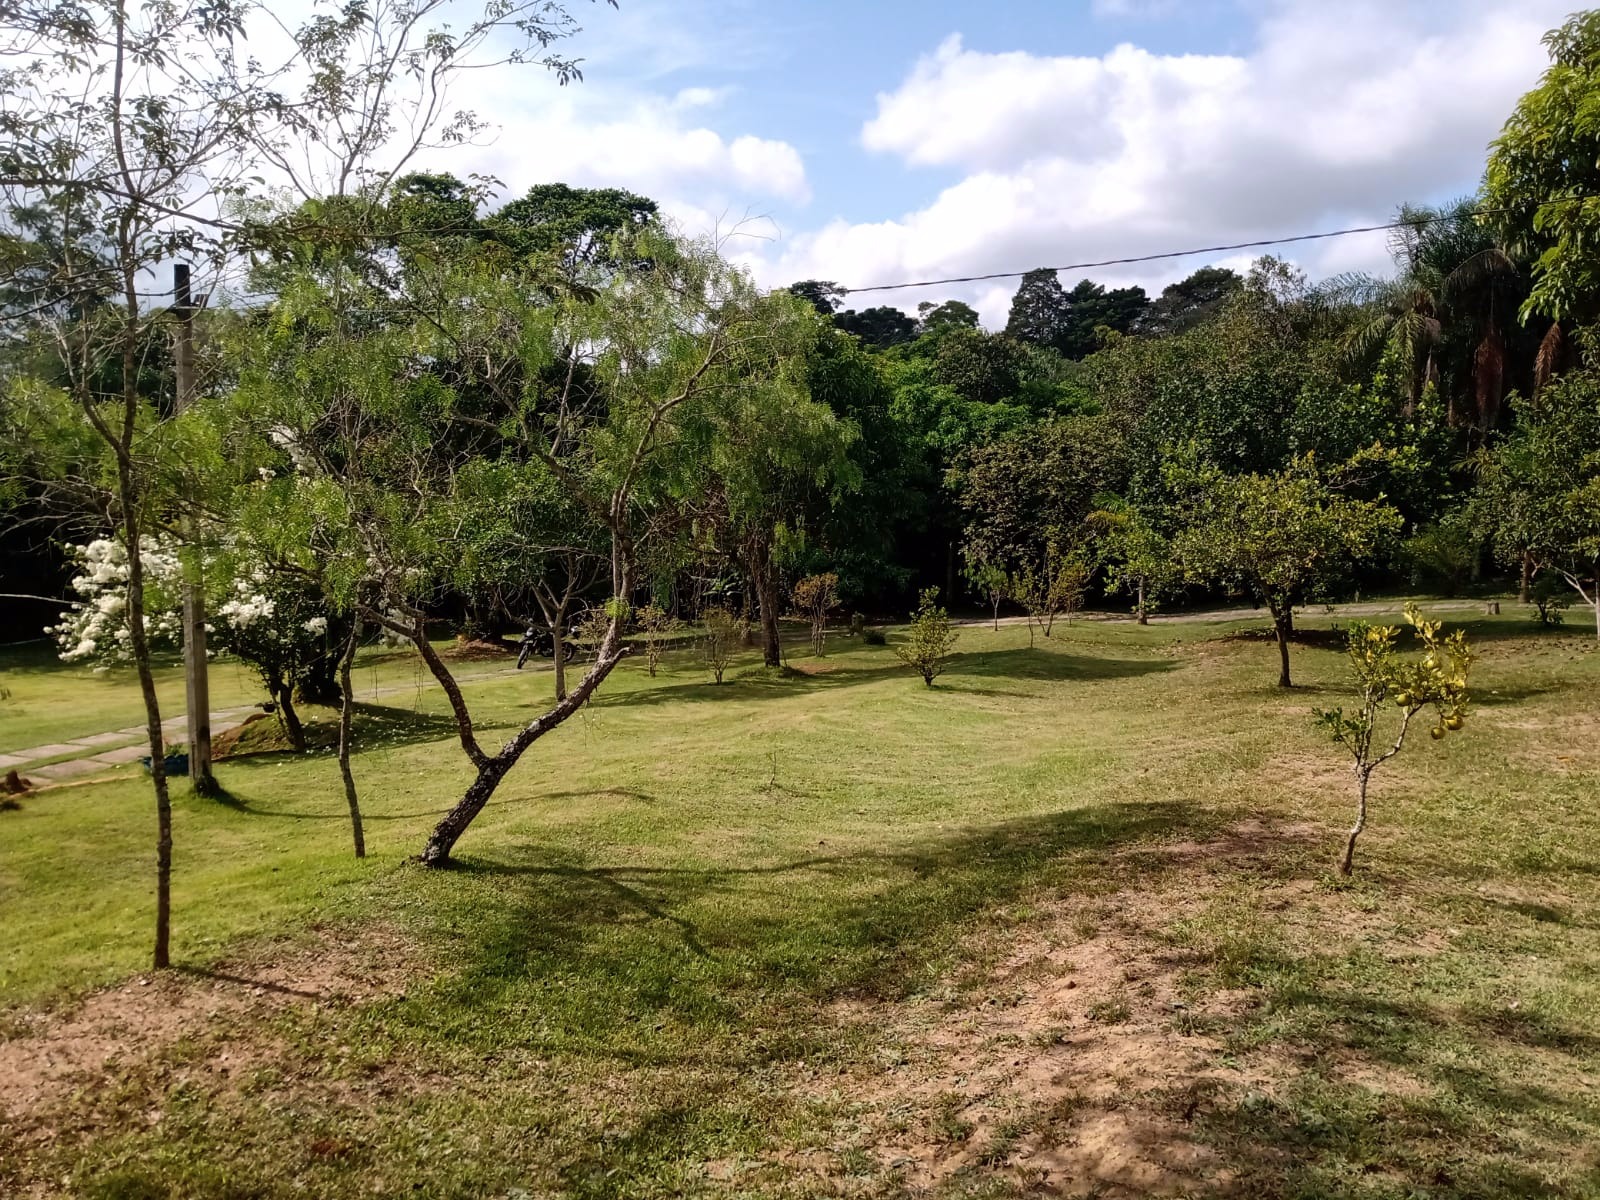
{"left": 0, "top": 923, "right": 421, "bottom": 1128}
{"left": 787, "top": 820, "right": 1350, "bottom": 1197}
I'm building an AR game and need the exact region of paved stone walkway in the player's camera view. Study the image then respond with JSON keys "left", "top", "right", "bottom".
{"left": 3, "top": 664, "right": 528, "bottom": 789}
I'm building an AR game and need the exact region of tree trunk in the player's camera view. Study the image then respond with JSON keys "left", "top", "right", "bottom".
{"left": 273, "top": 677, "right": 307, "bottom": 752}
{"left": 420, "top": 756, "right": 513, "bottom": 867}
{"left": 338, "top": 618, "right": 365, "bottom": 859}
{"left": 1519, "top": 551, "right": 1532, "bottom": 605}
{"left": 552, "top": 619, "right": 568, "bottom": 702}
{"left": 104, "top": 301, "right": 172, "bottom": 970}
{"left": 1136, "top": 577, "right": 1148, "bottom": 625}
{"left": 124, "top": 500, "right": 172, "bottom": 970}
{"left": 747, "top": 539, "right": 781, "bottom": 668}
{"left": 1273, "top": 609, "right": 1293, "bottom": 689}
{"left": 1340, "top": 769, "right": 1370, "bottom": 876}
{"left": 991, "top": 596, "right": 1000, "bottom": 631}
{"left": 420, "top": 636, "right": 630, "bottom": 866}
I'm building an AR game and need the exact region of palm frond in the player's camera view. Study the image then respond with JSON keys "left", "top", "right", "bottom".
{"left": 1535, "top": 322, "right": 1567, "bottom": 398}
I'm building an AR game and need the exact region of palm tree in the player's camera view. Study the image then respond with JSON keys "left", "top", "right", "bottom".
{"left": 1341, "top": 199, "right": 1534, "bottom": 432}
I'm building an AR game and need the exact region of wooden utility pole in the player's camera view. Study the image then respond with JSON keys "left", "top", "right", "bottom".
{"left": 174, "top": 264, "right": 215, "bottom": 793}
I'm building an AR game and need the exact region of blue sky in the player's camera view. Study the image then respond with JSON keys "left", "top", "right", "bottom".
{"left": 439, "top": 0, "right": 1573, "bottom": 324}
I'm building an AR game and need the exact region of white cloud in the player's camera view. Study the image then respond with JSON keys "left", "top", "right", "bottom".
{"left": 754, "top": 0, "right": 1569, "bottom": 322}
{"left": 458, "top": 87, "right": 809, "bottom": 210}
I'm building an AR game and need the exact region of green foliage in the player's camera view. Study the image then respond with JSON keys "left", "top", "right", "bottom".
{"left": 635, "top": 604, "right": 682, "bottom": 677}
{"left": 1402, "top": 519, "right": 1479, "bottom": 596}
{"left": 1010, "top": 541, "right": 1090, "bottom": 643}
{"left": 1089, "top": 498, "right": 1176, "bottom": 621}
{"left": 1478, "top": 370, "right": 1600, "bottom": 634}
{"left": 488, "top": 182, "right": 658, "bottom": 269}
{"left": 1004, "top": 269, "right": 1149, "bottom": 359}
{"left": 1486, "top": 10, "right": 1600, "bottom": 321}
{"left": 1531, "top": 572, "right": 1571, "bottom": 625}
{"left": 893, "top": 587, "right": 958, "bottom": 686}
{"left": 916, "top": 299, "right": 979, "bottom": 334}
{"left": 1173, "top": 456, "right": 1402, "bottom": 683}
{"left": 957, "top": 416, "right": 1126, "bottom": 575}
{"left": 1315, "top": 606, "right": 1474, "bottom": 873}
{"left": 963, "top": 556, "right": 1011, "bottom": 627}
{"left": 835, "top": 305, "right": 917, "bottom": 348}
{"left": 1141, "top": 266, "right": 1243, "bottom": 335}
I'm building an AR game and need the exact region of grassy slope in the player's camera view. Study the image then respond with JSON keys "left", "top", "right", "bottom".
{"left": 2, "top": 609, "right": 1598, "bottom": 1198}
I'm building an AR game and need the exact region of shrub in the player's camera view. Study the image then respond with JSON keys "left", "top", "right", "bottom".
{"left": 1403, "top": 522, "right": 1478, "bottom": 596}
{"left": 862, "top": 628, "right": 887, "bottom": 646}
{"left": 635, "top": 603, "right": 681, "bottom": 676}
{"left": 702, "top": 606, "right": 740, "bottom": 684}
{"left": 894, "top": 587, "right": 959, "bottom": 686}
{"left": 1531, "top": 574, "right": 1571, "bottom": 626}
{"left": 791, "top": 572, "right": 840, "bottom": 656}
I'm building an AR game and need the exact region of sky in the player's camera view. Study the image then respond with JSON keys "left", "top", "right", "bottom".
{"left": 425, "top": 0, "right": 1574, "bottom": 327}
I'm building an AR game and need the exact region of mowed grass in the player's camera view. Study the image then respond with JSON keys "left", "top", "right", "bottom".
{"left": 0, "top": 638, "right": 515, "bottom": 752}
{"left": 2, "top": 607, "right": 1599, "bottom": 1199}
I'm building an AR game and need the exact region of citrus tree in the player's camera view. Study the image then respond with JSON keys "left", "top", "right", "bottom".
{"left": 1315, "top": 605, "right": 1473, "bottom": 875}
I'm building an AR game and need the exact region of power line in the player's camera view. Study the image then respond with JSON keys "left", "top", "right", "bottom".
{"left": 832, "top": 200, "right": 1546, "bottom": 297}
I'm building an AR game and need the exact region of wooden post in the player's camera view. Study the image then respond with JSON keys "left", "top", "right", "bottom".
{"left": 174, "top": 264, "right": 215, "bottom": 793}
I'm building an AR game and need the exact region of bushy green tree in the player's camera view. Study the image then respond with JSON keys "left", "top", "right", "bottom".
{"left": 1486, "top": 10, "right": 1600, "bottom": 324}
{"left": 1477, "top": 370, "right": 1600, "bottom": 637}
{"left": 1089, "top": 498, "right": 1175, "bottom": 624}
{"left": 1173, "top": 457, "right": 1402, "bottom": 687}
{"left": 894, "top": 586, "right": 958, "bottom": 687}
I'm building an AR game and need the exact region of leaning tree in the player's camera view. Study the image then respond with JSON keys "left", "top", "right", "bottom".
{"left": 235, "top": 222, "right": 828, "bottom": 865}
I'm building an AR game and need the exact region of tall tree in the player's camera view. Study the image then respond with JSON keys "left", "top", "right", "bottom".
{"left": 835, "top": 305, "right": 917, "bottom": 348}
{"left": 0, "top": 0, "right": 616, "bottom": 958}
{"left": 1485, "top": 10, "right": 1600, "bottom": 326}
{"left": 1005, "top": 268, "right": 1070, "bottom": 349}
{"left": 1140, "top": 266, "right": 1242, "bottom": 335}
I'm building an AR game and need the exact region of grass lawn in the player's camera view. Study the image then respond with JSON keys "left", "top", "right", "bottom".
{"left": 2, "top": 606, "right": 1598, "bottom": 1198}
{"left": 0, "top": 639, "right": 521, "bottom": 753}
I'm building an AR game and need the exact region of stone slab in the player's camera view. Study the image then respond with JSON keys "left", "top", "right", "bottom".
{"left": 9, "top": 743, "right": 83, "bottom": 762}
{"left": 30, "top": 758, "right": 111, "bottom": 781}
{"left": 0, "top": 754, "right": 29, "bottom": 769}
{"left": 72, "top": 731, "right": 135, "bottom": 748}
{"left": 91, "top": 744, "right": 152, "bottom": 765}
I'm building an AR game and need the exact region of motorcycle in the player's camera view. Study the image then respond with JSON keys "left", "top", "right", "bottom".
{"left": 516, "top": 623, "right": 578, "bottom": 669}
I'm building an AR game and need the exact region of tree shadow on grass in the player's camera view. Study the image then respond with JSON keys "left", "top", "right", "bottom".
{"left": 389, "top": 797, "right": 1218, "bottom": 1059}
{"left": 216, "top": 703, "right": 462, "bottom": 762}
{"left": 598, "top": 646, "right": 1176, "bottom": 708}
{"left": 943, "top": 646, "right": 1178, "bottom": 684}
{"left": 1185, "top": 981, "right": 1600, "bottom": 1199}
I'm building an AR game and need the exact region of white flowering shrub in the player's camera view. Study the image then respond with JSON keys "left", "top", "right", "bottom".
{"left": 50, "top": 538, "right": 185, "bottom": 663}
{"left": 51, "top": 536, "right": 347, "bottom": 747}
